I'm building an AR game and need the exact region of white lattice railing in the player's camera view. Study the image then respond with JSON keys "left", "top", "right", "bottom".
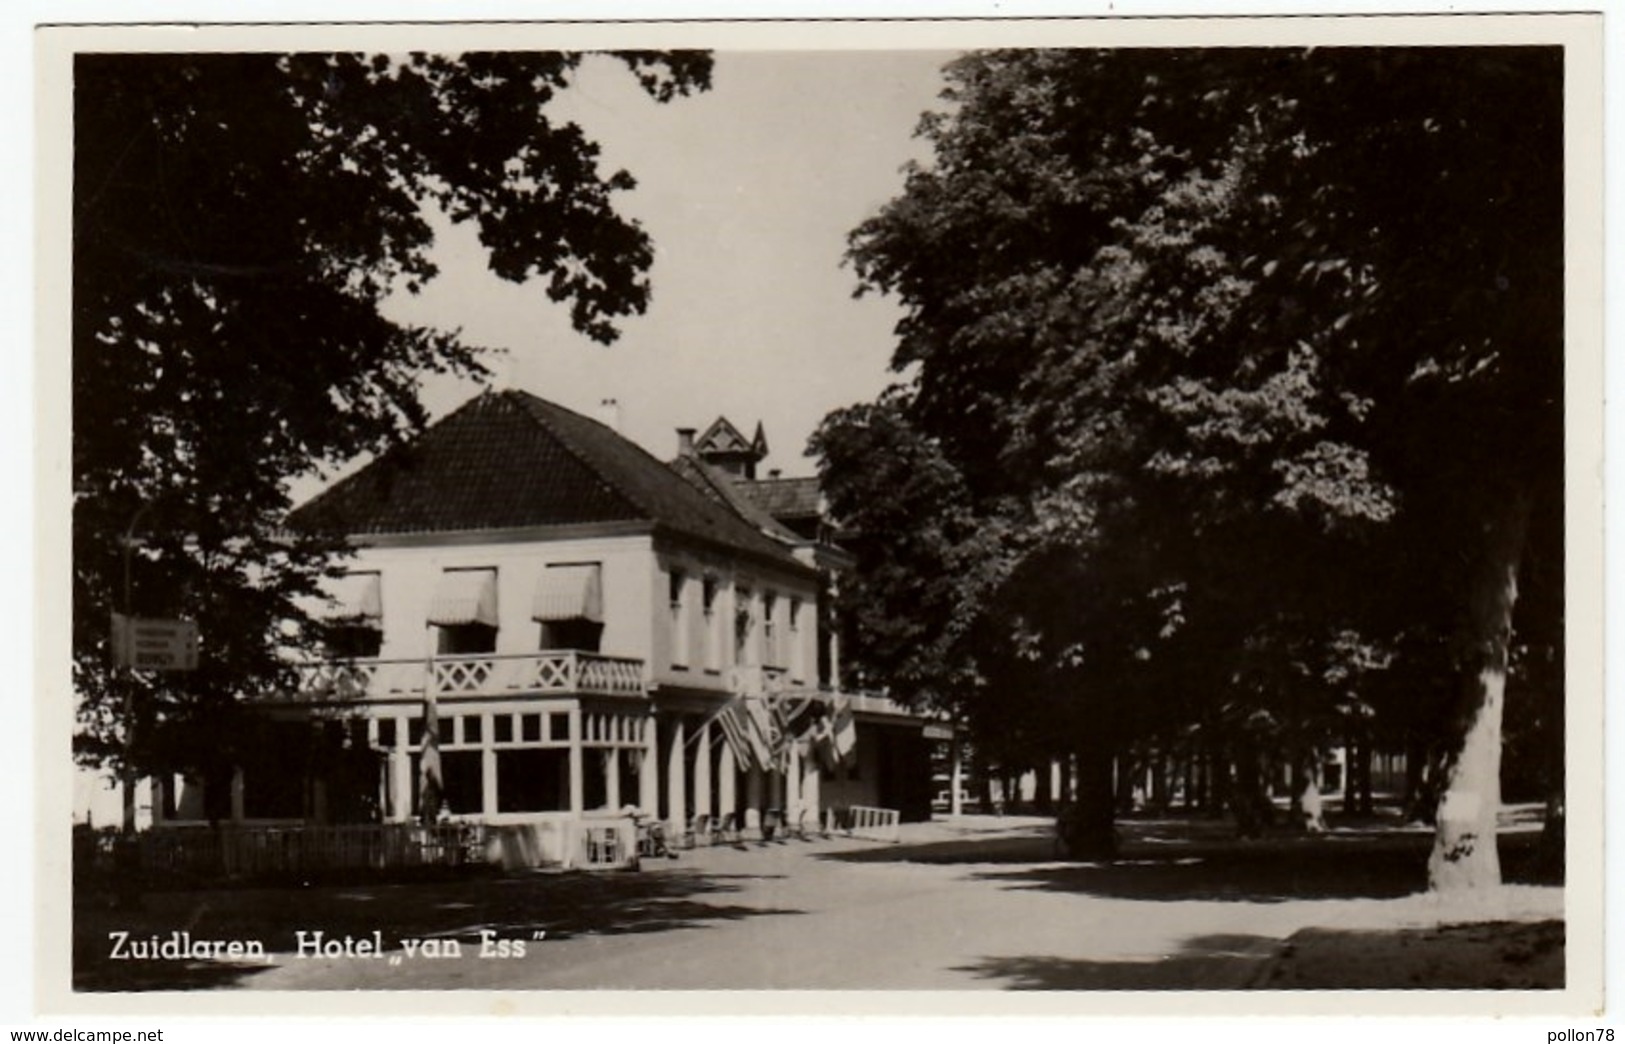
{"left": 296, "top": 651, "right": 646, "bottom": 701}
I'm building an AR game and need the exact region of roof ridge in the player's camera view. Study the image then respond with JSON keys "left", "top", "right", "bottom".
{"left": 671, "top": 454, "right": 802, "bottom": 547}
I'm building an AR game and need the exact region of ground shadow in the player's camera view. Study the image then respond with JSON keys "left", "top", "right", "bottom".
{"left": 955, "top": 932, "right": 1281, "bottom": 989}
{"left": 75, "top": 868, "right": 801, "bottom": 992}
{"left": 829, "top": 819, "right": 1556, "bottom": 903}
{"left": 1261, "top": 919, "right": 1564, "bottom": 989}
{"left": 956, "top": 919, "right": 1564, "bottom": 990}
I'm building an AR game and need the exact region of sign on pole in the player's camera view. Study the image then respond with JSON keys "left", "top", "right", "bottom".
{"left": 111, "top": 613, "right": 200, "bottom": 671}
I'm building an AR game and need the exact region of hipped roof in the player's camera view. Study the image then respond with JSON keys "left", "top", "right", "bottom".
{"left": 289, "top": 390, "right": 812, "bottom": 575}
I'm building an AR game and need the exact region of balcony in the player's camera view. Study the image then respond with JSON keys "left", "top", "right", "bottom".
{"left": 294, "top": 651, "right": 646, "bottom": 702}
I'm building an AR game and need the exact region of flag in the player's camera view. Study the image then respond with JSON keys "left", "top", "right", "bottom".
{"left": 811, "top": 715, "right": 840, "bottom": 773}
{"left": 714, "top": 698, "right": 755, "bottom": 772}
{"left": 419, "top": 694, "right": 444, "bottom": 823}
{"left": 831, "top": 693, "right": 857, "bottom": 765}
{"left": 770, "top": 692, "right": 821, "bottom": 769}
{"left": 768, "top": 698, "right": 794, "bottom": 771}
{"left": 742, "top": 698, "right": 776, "bottom": 771}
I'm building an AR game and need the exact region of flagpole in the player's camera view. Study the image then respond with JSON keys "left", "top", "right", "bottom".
{"left": 421, "top": 623, "right": 441, "bottom": 824}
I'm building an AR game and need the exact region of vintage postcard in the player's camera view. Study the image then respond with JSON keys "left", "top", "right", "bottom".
{"left": 32, "top": 11, "right": 1606, "bottom": 1020}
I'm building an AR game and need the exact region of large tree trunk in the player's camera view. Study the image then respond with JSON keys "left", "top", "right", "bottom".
{"left": 1149, "top": 754, "right": 1169, "bottom": 812}
{"left": 1068, "top": 734, "right": 1118, "bottom": 859}
{"left": 1538, "top": 661, "right": 1566, "bottom": 876}
{"left": 1356, "top": 739, "right": 1373, "bottom": 816}
{"left": 1229, "top": 738, "right": 1273, "bottom": 838}
{"left": 1428, "top": 493, "right": 1531, "bottom": 892}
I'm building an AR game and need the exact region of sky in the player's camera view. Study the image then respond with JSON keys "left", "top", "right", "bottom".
{"left": 354, "top": 50, "right": 955, "bottom": 489}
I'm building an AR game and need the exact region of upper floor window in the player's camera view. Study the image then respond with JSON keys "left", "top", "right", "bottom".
{"left": 534, "top": 563, "right": 604, "bottom": 653}
{"left": 429, "top": 568, "right": 497, "bottom": 656}
{"left": 323, "top": 571, "right": 383, "bottom": 659}
{"left": 327, "top": 624, "right": 383, "bottom": 660}
{"left": 788, "top": 596, "right": 804, "bottom": 681}
{"left": 734, "top": 586, "right": 755, "bottom": 666}
{"left": 668, "top": 568, "right": 688, "bottom": 667}
{"left": 762, "top": 591, "right": 779, "bottom": 668}
{"left": 702, "top": 576, "right": 721, "bottom": 672}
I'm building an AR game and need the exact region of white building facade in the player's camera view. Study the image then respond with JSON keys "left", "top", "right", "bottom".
{"left": 150, "top": 390, "right": 930, "bottom": 864}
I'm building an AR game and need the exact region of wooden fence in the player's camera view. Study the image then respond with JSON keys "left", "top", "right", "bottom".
{"left": 135, "top": 823, "right": 487, "bottom": 878}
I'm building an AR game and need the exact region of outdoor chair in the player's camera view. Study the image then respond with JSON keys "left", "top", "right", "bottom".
{"left": 687, "top": 813, "right": 712, "bottom": 849}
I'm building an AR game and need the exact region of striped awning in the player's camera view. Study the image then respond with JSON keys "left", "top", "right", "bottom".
{"left": 533, "top": 564, "right": 603, "bottom": 623}
{"left": 325, "top": 572, "right": 382, "bottom": 623}
{"left": 428, "top": 569, "right": 498, "bottom": 628}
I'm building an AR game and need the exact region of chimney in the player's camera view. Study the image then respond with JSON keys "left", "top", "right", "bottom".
{"left": 677, "top": 428, "right": 696, "bottom": 456}
{"left": 595, "top": 397, "right": 621, "bottom": 432}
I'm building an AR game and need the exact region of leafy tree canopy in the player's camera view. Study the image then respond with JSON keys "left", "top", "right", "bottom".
{"left": 821, "top": 48, "right": 1563, "bottom": 871}
{"left": 73, "top": 51, "right": 712, "bottom": 794}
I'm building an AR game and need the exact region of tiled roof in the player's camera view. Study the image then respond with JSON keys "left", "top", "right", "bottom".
{"left": 668, "top": 454, "right": 804, "bottom": 545}
{"left": 734, "top": 476, "right": 823, "bottom": 520}
{"left": 289, "top": 390, "right": 810, "bottom": 572}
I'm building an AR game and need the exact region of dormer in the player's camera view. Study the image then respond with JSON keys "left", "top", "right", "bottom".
{"left": 693, "top": 417, "right": 768, "bottom": 480}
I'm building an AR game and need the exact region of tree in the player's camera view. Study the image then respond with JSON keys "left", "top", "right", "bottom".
{"left": 73, "top": 51, "right": 712, "bottom": 821}
{"left": 829, "top": 48, "right": 1563, "bottom": 886}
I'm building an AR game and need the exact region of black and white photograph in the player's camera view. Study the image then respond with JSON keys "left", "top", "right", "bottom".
{"left": 35, "top": 13, "right": 1605, "bottom": 1018}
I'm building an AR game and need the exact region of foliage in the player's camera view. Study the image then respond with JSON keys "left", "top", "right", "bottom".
{"left": 823, "top": 48, "right": 1563, "bottom": 838}
{"left": 73, "top": 51, "right": 712, "bottom": 792}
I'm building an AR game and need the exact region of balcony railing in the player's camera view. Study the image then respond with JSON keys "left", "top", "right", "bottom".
{"left": 295, "top": 650, "right": 646, "bottom": 701}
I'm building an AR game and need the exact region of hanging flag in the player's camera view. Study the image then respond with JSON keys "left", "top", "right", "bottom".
{"left": 742, "top": 698, "right": 776, "bottom": 770}
{"left": 419, "top": 694, "right": 444, "bottom": 823}
{"left": 714, "top": 698, "right": 756, "bottom": 772}
{"left": 768, "top": 698, "right": 794, "bottom": 770}
{"left": 832, "top": 693, "right": 857, "bottom": 765}
{"left": 811, "top": 714, "right": 840, "bottom": 773}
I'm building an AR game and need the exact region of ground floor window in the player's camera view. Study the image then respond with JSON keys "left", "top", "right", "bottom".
{"left": 411, "top": 750, "right": 483, "bottom": 816}
{"left": 241, "top": 721, "right": 309, "bottom": 819}
{"left": 496, "top": 748, "right": 571, "bottom": 813}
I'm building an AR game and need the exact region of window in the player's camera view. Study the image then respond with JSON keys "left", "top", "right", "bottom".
{"left": 789, "top": 597, "right": 804, "bottom": 680}
{"left": 438, "top": 623, "right": 496, "bottom": 655}
{"left": 762, "top": 592, "right": 779, "bottom": 667}
{"left": 429, "top": 568, "right": 498, "bottom": 655}
{"left": 492, "top": 715, "right": 513, "bottom": 744}
{"left": 240, "top": 721, "right": 308, "bottom": 819}
{"left": 534, "top": 563, "right": 604, "bottom": 652}
{"left": 325, "top": 623, "right": 382, "bottom": 659}
{"left": 322, "top": 573, "right": 383, "bottom": 658}
{"left": 702, "top": 577, "right": 721, "bottom": 672}
{"left": 461, "top": 715, "right": 482, "bottom": 745}
{"left": 376, "top": 719, "right": 397, "bottom": 749}
{"left": 734, "top": 587, "right": 754, "bottom": 665}
{"left": 413, "top": 750, "right": 483, "bottom": 816}
{"left": 539, "top": 619, "right": 602, "bottom": 652}
{"left": 669, "top": 568, "right": 688, "bottom": 668}
{"left": 496, "top": 749, "right": 571, "bottom": 812}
